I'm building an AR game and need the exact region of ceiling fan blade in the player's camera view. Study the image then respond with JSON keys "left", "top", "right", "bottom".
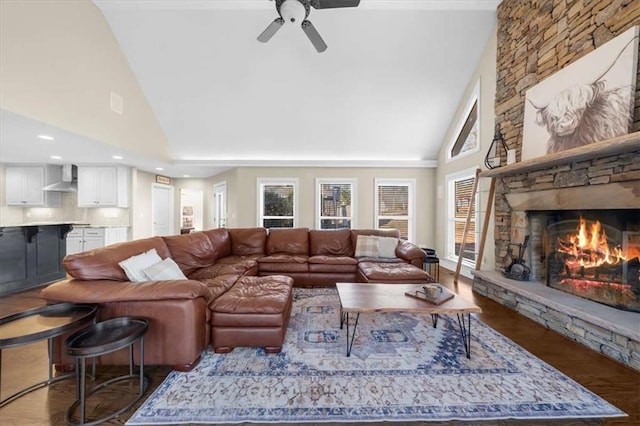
{"left": 301, "top": 20, "right": 327, "bottom": 53}
{"left": 257, "top": 18, "right": 285, "bottom": 43}
{"left": 310, "top": 0, "right": 360, "bottom": 9}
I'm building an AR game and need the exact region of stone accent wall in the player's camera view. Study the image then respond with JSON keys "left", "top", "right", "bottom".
{"left": 493, "top": 0, "right": 640, "bottom": 269}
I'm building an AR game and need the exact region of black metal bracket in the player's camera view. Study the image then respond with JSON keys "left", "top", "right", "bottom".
{"left": 23, "top": 226, "right": 39, "bottom": 244}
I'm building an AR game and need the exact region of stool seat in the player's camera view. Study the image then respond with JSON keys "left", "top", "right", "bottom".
{"left": 66, "top": 317, "right": 147, "bottom": 358}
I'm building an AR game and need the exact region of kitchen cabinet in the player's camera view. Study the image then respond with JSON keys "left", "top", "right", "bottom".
{"left": 66, "top": 227, "right": 128, "bottom": 255}
{"left": 0, "top": 224, "right": 68, "bottom": 296}
{"left": 5, "top": 165, "right": 61, "bottom": 207}
{"left": 77, "top": 166, "right": 129, "bottom": 207}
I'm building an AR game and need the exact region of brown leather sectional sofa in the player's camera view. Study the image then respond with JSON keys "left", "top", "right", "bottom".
{"left": 42, "top": 227, "right": 431, "bottom": 371}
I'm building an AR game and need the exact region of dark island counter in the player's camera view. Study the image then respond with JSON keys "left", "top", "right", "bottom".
{"left": 0, "top": 224, "right": 75, "bottom": 297}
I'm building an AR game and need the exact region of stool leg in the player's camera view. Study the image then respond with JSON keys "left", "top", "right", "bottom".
{"left": 139, "top": 337, "right": 145, "bottom": 396}
{"left": 75, "top": 358, "right": 80, "bottom": 401}
{"left": 79, "top": 358, "right": 86, "bottom": 425}
{"left": 129, "top": 344, "right": 134, "bottom": 376}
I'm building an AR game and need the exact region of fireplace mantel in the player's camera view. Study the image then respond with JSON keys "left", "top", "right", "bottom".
{"left": 480, "top": 132, "right": 640, "bottom": 178}
{"left": 505, "top": 181, "right": 640, "bottom": 210}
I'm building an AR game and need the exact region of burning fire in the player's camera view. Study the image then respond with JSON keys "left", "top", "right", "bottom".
{"left": 557, "top": 217, "right": 628, "bottom": 268}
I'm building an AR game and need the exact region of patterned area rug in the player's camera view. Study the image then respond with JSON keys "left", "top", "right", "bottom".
{"left": 127, "top": 288, "right": 625, "bottom": 424}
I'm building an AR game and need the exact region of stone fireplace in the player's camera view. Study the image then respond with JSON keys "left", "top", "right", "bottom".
{"left": 471, "top": 0, "right": 640, "bottom": 372}
{"left": 473, "top": 138, "right": 640, "bottom": 371}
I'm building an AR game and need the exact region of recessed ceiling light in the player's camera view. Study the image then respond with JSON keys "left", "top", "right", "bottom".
{"left": 38, "top": 134, "right": 55, "bottom": 141}
{"left": 50, "top": 155, "right": 62, "bottom": 160}
{"left": 112, "top": 155, "right": 123, "bottom": 160}
{"left": 183, "top": 174, "right": 190, "bottom": 178}
{"left": 155, "top": 167, "right": 164, "bottom": 171}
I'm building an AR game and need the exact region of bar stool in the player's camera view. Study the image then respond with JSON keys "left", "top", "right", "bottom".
{"left": 65, "top": 317, "right": 148, "bottom": 426}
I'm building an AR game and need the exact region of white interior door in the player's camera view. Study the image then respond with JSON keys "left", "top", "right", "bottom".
{"left": 213, "top": 182, "right": 227, "bottom": 228}
{"left": 152, "top": 184, "right": 174, "bottom": 236}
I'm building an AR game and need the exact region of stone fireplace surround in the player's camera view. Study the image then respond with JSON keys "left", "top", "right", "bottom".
{"left": 472, "top": 133, "right": 640, "bottom": 372}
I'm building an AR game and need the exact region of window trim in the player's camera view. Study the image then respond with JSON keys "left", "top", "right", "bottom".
{"left": 315, "top": 178, "right": 357, "bottom": 229}
{"left": 374, "top": 178, "right": 416, "bottom": 242}
{"left": 446, "top": 79, "right": 481, "bottom": 162}
{"left": 445, "top": 167, "right": 478, "bottom": 268}
{"left": 257, "top": 178, "right": 298, "bottom": 228}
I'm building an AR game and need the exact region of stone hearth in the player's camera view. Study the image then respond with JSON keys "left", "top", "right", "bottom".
{"left": 473, "top": 270, "right": 640, "bottom": 371}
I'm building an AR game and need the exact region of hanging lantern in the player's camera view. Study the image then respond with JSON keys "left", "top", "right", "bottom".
{"left": 484, "top": 123, "right": 508, "bottom": 169}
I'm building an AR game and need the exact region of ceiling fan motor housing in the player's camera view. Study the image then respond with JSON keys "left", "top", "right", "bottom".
{"left": 278, "top": 0, "right": 310, "bottom": 24}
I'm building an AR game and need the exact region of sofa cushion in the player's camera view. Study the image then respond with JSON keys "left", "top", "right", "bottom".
{"left": 266, "top": 228, "right": 309, "bottom": 255}
{"left": 189, "top": 260, "right": 258, "bottom": 280}
{"left": 358, "top": 261, "right": 432, "bottom": 282}
{"left": 41, "top": 278, "right": 214, "bottom": 304}
{"left": 216, "top": 254, "right": 263, "bottom": 264}
{"left": 357, "top": 256, "right": 404, "bottom": 264}
{"left": 63, "top": 237, "right": 172, "bottom": 281}
{"left": 308, "top": 261, "right": 357, "bottom": 274}
{"left": 203, "top": 228, "right": 232, "bottom": 259}
{"left": 198, "top": 275, "right": 239, "bottom": 299}
{"left": 162, "top": 232, "right": 216, "bottom": 274}
{"left": 229, "top": 228, "right": 267, "bottom": 256}
{"left": 309, "top": 229, "right": 352, "bottom": 256}
{"left": 307, "top": 255, "right": 357, "bottom": 265}
{"left": 258, "top": 254, "right": 309, "bottom": 273}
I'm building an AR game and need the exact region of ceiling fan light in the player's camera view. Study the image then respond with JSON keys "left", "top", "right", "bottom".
{"left": 280, "top": 0, "right": 306, "bottom": 24}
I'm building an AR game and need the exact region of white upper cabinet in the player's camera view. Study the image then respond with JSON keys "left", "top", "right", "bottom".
{"left": 77, "top": 166, "right": 129, "bottom": 207}
{"left": 5, "top": 165, "right": 61, "bottom": 207}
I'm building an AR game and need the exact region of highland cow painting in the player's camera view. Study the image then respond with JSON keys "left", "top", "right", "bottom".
{"left": 522, "top": 25, "right": 639, "bottom": 161}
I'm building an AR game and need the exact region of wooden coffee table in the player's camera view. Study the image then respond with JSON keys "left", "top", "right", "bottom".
{"left": 336, "top": 282, "right": 482, "bottom": 358}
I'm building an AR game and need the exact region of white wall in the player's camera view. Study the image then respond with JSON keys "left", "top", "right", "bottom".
{"left": 435, "top": 25, "right": 497, "bottom": 276}
{"left": 0, "top": 0, "right": 170, "bottom": 162}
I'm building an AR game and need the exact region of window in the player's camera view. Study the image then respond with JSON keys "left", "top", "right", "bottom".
{"left": 258, "top": 178, "right": 297, "bottom": 228}
{"left": 316, "top": 179, "right": 356, "bottom": 229}
{"left": 448, "top": 80, "right": 480, "bottom": 160}
{"left": 374, "top": 179, "right": 415, "bottom": 242}
{"left": 446, "top": 169, "right": 478, "bottom": 266}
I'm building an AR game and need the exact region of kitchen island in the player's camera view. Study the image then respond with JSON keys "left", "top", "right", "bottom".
{"left": 0, "top": 223, "right": 76, "bottom": 296}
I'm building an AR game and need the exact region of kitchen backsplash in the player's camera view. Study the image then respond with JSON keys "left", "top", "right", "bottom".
{"left": 0, "top": 192, "right": 130, "bottom": 226}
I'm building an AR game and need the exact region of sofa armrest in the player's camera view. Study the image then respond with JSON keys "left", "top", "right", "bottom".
{"left": 41, "top": 279, "right": 214, "bottom": 305}
{"left": 395, "top": 240, "right": 426, "bottom": 267}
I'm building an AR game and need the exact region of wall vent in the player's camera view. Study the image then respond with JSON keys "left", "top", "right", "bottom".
{"left": 110, "top": 91, "right": 124, "bottom": 115}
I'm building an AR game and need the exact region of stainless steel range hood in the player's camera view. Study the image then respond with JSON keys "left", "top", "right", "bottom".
{"left": 43, "top": 164, "right": 78, "bottom": 192}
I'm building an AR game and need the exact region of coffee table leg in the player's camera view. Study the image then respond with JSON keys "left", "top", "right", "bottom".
{"left": 345, "top": 312, "right": 359, "bottom": 357}
{"left": 456, "top": 313, "right": 472, "bottom": 358}
{"left": 431, "top": 314, "right": 439, "bottom": 328}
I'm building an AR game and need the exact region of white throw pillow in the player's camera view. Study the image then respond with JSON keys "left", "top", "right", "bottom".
{"left": 143, "top": 258, "right": 187, "bottom": 281}
{"left": 118, "top": 249, "right": 162, "bottom": 282}
{"left": 376, "top": 236, "right": 399, "bottom": 258}
{"left": 354, "top": 235, "right": 379, "bottom": 257}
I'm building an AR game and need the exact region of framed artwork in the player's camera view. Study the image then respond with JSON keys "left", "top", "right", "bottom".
{"left": 156, "top": 175, "right": 171, "bottom": 185}
{"left": 522, "top": 26, "right": 639, "bottom": 161}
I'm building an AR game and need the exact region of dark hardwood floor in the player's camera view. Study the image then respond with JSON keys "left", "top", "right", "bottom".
{"left": 0, "top": 269, "right": 638, "bottom": 425}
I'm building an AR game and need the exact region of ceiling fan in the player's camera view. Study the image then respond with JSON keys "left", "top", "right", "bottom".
{"left": 257, "top": 0, "right": 361, "bottom": 53}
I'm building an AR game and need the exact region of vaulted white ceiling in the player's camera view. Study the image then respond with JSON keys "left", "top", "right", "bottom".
{"left": 1, "top": 0, "right": 498, "bottom": 177}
